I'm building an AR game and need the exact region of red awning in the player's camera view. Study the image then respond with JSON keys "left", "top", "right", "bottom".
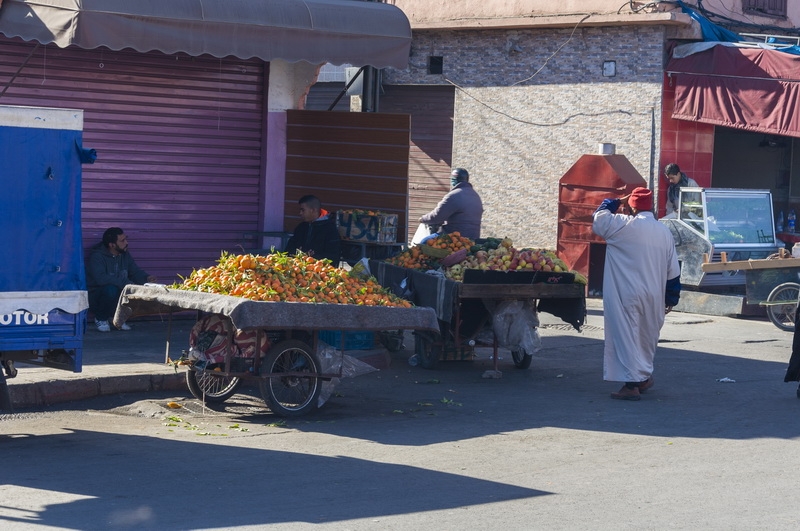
{"left": 666, "top": 43, "right": 800, "bottom": 138}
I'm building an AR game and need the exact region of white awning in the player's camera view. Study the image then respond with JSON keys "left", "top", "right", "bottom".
{"left": 0, "top": 0, "right": 411, "bottom": 68}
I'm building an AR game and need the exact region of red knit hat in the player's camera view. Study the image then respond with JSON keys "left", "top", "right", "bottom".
{"left": 628, "top": 187, "right": 653, "bottom": 211}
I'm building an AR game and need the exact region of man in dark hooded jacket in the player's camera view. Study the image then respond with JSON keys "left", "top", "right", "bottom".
{"left": 285, "top": 195, "right": 341, "bottom": 263}
{"left": 86, "top": 227, "right": 155, "bottom": 332}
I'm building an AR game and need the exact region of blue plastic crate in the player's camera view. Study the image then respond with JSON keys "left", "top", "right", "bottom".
{"left": 318, "top": 330, "right": 375, "bottom": 350}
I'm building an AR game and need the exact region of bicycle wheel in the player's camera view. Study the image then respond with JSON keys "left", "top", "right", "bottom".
{"left": 259, "top": 339, "right": 320, "bottom": 417}
{"left": 766, "top": 282, "right": 800, "bottom": 332}
{"left": 186, "top": 364, "right": 242, "bottom": 403}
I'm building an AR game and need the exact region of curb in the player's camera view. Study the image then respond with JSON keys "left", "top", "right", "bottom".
{"left": 6, "top": 350, "right": 393, "bottom": 410}
{"left": 8, "top": 372, "right": 186, "bottom": 409}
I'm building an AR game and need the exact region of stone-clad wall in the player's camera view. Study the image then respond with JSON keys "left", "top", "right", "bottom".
{"left": 385, "top": 25, "right": 667, "bottom": 249}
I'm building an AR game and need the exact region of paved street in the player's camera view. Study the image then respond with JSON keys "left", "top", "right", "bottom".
{"left": 2, "top": 302, "right": 799, "bottom": 529}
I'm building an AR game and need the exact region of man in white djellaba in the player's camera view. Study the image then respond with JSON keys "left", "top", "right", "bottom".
{"left": 592, "top": 187, "right": 681, "bottom": 401}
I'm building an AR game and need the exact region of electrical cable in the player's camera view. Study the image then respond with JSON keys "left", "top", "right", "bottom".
{"left": 510, "top": 14, "right": 590, "bottom": 87}
{"left": 443, "top": 76, "right": 651, "bottom": 127}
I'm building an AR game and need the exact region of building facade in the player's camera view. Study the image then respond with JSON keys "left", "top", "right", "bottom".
{"left": 372, "top": 0, "right": 800, "bottom": 248}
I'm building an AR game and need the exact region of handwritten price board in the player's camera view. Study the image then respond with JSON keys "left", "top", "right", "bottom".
{"left": 337, "top": 211, "right": 398, "bottom": 243}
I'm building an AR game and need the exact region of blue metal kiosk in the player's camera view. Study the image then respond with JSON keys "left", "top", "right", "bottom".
{"left": 0, "top": 105, "right": 93, "bottom": 411}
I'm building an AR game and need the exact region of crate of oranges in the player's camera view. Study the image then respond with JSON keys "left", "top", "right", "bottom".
{"left": 385, "top": 232, "right": 475, "bottom": 270}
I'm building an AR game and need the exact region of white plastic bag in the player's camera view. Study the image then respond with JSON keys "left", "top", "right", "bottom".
{"left": 317, "top": 342, "right": 379, "bottom": 407}
{"left": 411, "top": 223, "right": 437, "bottom": 245}
{"left": 490, "top": 300, "right": 542, "bottom": 356}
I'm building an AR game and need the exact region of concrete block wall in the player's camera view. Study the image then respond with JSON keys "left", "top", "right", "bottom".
{"left": 385, "top": 25, "right": 668, "bottom": 250}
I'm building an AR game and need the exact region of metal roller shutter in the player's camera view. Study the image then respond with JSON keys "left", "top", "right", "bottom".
{"left": 0, "top": 38, "right": 265, "bottom": 282}
{"left": 379, "top": 85, "right": 455, "bottom": 243}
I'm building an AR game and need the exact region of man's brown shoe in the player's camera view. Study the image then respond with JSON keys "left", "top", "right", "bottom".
{"left": 638, "top": 377, "right": 654, "bottom": 393}
{"left": 610, "top": 385, "right": 641, "bottom": 401}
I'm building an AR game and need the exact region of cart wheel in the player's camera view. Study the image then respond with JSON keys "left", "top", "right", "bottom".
{"left": 766, "top": 282, "right": 800, "bottom": 332}
{"left": 511, "top": 349, "right": 533, "bottom": 369}
{"left": 378, "top": 330, "right": 406, "bottom": 352}
{"left": 259, "top": 339, "right": 320, "bottom": 417}
{"left": 186, "top": 364, "right": 242, "bottom": 403}
{"left": 414, "top": 332, "right": 441, "bottom": 370}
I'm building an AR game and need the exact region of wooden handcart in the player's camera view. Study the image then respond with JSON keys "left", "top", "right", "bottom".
{"left": 370, "top": 261, "right": 586, "bottom": 371}
{"left": 114, "top": 285, "right": 440, "bottom": 417}
{"left": 701, "top": 251, "right": 800, "bottom": 331}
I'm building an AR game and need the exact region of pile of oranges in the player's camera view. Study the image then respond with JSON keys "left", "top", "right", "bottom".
{"left": 386, "top": 232, "right": 474, "bottom": 270}
{"left": 385, "top": 246, "right": 441, "bottom": 270}
{"left": 173, "top": 252, "right": 412, "bottom": 307}
{"left": 421, "top": 232, "right": 474, "bottom": 253}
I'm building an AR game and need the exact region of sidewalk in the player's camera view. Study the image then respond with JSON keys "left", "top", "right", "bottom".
{"left": 5, "top": 308, "right": 427, "bottom": 409}
{"left": 5, "top": 298, "right": 793, "bottom": 409}
{"left": 7, "top": 317, "right": 195, "bottom": 409}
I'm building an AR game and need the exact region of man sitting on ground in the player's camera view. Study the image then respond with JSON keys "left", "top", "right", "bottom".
{"left": 86, "top": 227, "right": 156, "bottom": 332}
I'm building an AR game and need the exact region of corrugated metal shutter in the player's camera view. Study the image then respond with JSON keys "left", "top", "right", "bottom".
{"left": 284, "top": 109, "right": 410, "bottom": 242}
{"left": 0, "top": 38, "right": 265, "bottom": 282}
{"left": 379, "top": 85, "right": 455, "bottom": 242}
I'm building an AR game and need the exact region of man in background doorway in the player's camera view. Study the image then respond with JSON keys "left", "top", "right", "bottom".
{"left": 662, "top": 163, "right": 699, "bottom": 219}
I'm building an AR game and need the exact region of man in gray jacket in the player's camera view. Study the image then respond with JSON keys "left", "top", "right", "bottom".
{"left": 419, "top": 167, "right": 484, "bottom": 240}
{"left": 86, "top": 227, "right": 156, "bottom": 332}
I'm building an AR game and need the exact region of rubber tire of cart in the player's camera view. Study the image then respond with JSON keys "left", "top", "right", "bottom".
{"left": 186, "top": 364, "right": 242, "bottom": 403}
{"left": 259, "top": 339, "right": 321, "bottom": 418}
{"left": 414, "top": 332, "right": 441, "bottom": 370}
{"left": 0, "top": 369, "right": 12, "bottom": 413}
{"left": 378, "top": 330, "right": 405, "bottom": 352}
{"left": 765, "top": 282, "right": 800, "bottom": 332}
{"left": 511, "top": 349, "right": 533, "bottom": 370}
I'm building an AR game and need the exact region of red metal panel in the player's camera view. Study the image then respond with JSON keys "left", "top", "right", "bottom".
{"left": 0, "top": 38, "right": 265, "bottom": 283}
{"left": 557, "top": 154, "right": 647, "bottom": 277}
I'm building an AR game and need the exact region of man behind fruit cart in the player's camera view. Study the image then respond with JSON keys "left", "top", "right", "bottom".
{"left": 285, "top": 195, "right": 341, "bottom": 264}
{"left": 86, "top": 227, "right": 156, "bottom": 332}
{"left": 419, "top": 167, "right": 483, "bottom": 240}
{"left": 592, "top": 187, "right": 681, "bottom": 401}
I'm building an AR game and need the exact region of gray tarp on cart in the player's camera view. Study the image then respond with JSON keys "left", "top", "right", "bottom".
{"left": 113, "top": 285, "right": 440, "bottom": 333}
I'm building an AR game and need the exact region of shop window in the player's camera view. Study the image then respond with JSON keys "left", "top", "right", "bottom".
{"left": 743, "top": 0, "right": 787, "bottom": 17}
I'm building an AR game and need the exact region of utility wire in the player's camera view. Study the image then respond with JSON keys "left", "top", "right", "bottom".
{"left": 443, "top": 76, "right": 651, "bottom": 127}
{"left": 510, "top": 14, "right": 590, "bottom": 87}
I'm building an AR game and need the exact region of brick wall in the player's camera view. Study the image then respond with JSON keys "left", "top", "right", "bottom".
{"left": 385, "top": 25, "right": 668, "bottom": 250}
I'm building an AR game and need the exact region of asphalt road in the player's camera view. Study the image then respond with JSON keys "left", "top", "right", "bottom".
{"left": 2, "top": 307, "right": 799, "bottom": 530}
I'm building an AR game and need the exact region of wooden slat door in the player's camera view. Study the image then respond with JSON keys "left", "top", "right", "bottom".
{"left": 284, "top": 109, "right": 410, "bottom": 242}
